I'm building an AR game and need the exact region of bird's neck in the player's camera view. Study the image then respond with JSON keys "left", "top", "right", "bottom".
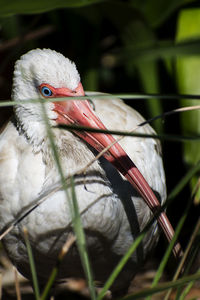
{"left": 12, "top": 112, "right": 102, "bottom": 176}
{"left": 13, "top": 111, "right": 47, "bottom": 153}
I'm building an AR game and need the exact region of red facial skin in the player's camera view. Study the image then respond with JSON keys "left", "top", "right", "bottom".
{"left": 39, "top": 82, "right": 182, "bottom": 258}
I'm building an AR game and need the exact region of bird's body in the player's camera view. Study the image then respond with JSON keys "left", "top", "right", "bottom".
{"left": 0, "top": 49, "right": 166, "bottom": 295}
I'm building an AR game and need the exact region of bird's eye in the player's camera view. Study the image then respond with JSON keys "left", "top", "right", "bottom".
{"left": 41, "top": 86, "right": 53, "bottom": 97}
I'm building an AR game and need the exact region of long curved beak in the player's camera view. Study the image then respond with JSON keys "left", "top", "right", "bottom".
{"left": 53, "top": 83, "right": 182, "bottom": 258}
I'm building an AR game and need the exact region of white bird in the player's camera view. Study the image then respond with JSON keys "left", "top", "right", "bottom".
{"left": 0, "top": 49, "right": 180, "bottom": 296}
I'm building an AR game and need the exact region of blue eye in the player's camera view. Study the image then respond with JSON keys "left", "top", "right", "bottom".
{"left": 41, "top": 86, "right": 53, "bottom": 97}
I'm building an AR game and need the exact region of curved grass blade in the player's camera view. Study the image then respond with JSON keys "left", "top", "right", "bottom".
{"left": 40, "top": 234, "right": 76, "bottom": 300}
{"left": 178, "top": 268, "right": 200, "bottom": 300}
{"left": 96, "top": 232, "right": 146, "bottom": 300}
{"left": 167, "top": 161, "right": 200, "bottom": 202}
{"left": 58, "top": 123, "right": 200, "bottom": 142}
{"left": 23, "top": 227, "right": 40, "bottom": 300}
{"left": 165, "top": 218, "right": 200, "bottom": 300}
{"left": 70, "top": 176, "right": 96, "bottom": 299}
{"left": 146, "top": 201, "right": 190, "bottom": 300}
{"left": 39, "top": 99, "right": 96, "bottom": 300}
{"left": 96, "top": 203, "right": 175, "bottom": 300}
{"left": 1, "top": 93, "right": 200, "bottom": 109}
{"left": 1, "top": 153, "right": 200, "bottom": 246}
{"left": 178, "top": 279, "right": 197, "bottom": 300}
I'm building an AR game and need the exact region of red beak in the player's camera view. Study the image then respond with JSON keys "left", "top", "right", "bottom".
{"left": 53, "top": 82, "right": 182, "bottom": 258}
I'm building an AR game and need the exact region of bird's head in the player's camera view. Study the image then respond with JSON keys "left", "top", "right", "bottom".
{"left": 12, "top": 48, "right": 82, "bottom": 124}
{"left": 12, "top": 48, "right": 116, "bottom": 156}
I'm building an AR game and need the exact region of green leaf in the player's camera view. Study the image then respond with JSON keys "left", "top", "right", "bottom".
{"left": 136, "top": 61, "right": 163, "bottom": 132}
{"left": 132, "top": 0, "right": 195, "bottom": 28}
{"left": 119, "top": 18, "right": 163, "bottom": 132}
{"left": 176, "top": 8, "right": 200, "bottom": 202}
{"left": 119, "top": 39, "right": 200, "bottom": 63}
{"left": 0, "top": 0, "right": 106, "bottom": 17}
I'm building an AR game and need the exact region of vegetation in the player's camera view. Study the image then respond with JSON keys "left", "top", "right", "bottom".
{"left": 0, "top": 0, "right": 200, "bottom": 299}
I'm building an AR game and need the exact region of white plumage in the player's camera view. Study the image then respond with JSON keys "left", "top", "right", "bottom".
{"left": 0, "top": 49, "right": 166, "bottom": 295}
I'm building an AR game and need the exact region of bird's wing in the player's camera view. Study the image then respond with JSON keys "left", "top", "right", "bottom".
{"left": 0, "top": 121, "right": 46, "bottom": 226}
{"left": 86, "top": 91, "right": 166, "bottom": 204}
{"left": 85, "top": 92, "right": 167, "bottom": 256}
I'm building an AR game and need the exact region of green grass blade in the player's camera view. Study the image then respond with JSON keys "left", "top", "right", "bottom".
{"left": 176, "top": 282, "right": 194, "bottom": 300}
{"left": 97, "top": 234, "right": 145, "bottom": 300}
{"left": 164, "top": 218, "right": 200, "bottom": 300}
{"left": 178, "top": 267, "right": 200, "bottom": 300}
{"left": 39, "top": 99, "right": 96, "bottom": 299}
{"left": 40, "top": 234, "right": 76, "bottom": 300}
{"left": 23, "top": 227, "right": 40, "bottom": 300}
{"left": 167, "top": 161, "right": 200, "bottom": 201}
{"left": 70, "top": 176, "right": 96, "bottom": 299}
{"left": 40, "top": 269, "right": 57, "bottom": 300}
{"left": 179, "top": 283, "right": 194, "bottom": 300}
{"left": 57, "top": 123, "right": 200, "bottom": 142}
{"left": 120, "top": 271, "right": 200, "bottom": 300}
{"left": 1, "top": 93, "right": 200, "bottom": 109}
{"left": 146, "top": 203, "right": 188, "bottom": 300}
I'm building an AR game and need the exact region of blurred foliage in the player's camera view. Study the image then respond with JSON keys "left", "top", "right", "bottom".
{"left": 176, "top": 8, "right": 200, "bottom": 204}
{"left": 0, "top": 0, "right": 200, "bottom": 298}
{"left": 0, "top": 0, "right": 106, "bottom": 16}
